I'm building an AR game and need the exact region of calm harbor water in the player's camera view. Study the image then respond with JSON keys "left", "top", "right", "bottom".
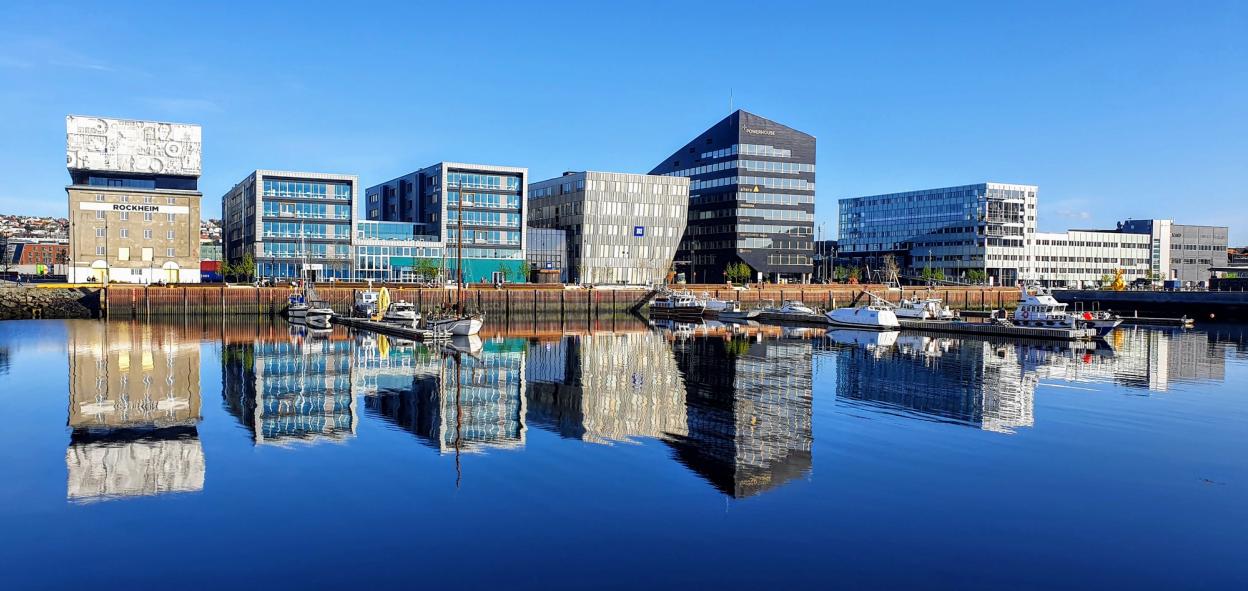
{"left": 0, "top": 318, "right": 1245, "bottom": 589}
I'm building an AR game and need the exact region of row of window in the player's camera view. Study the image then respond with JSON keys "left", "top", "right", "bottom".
{"left": 261, "top": 243, "right": 351, "bottom": 259}
{"left": 94, "top": 194, "right": 180, "bottom": 205}
{"left": 445, "top": 172, "right": 522, "bottom": 191}
{"left": 447, "top": 210, "right": 521, "bottom": 228}
{"left": 262, "top": 222, "right": 351, "bottom": 240}
{"left": 767, "top": 254, "right": 812, "bottom": 266}
{"left": 700, "top": 143, "right": 794, "bottom": 160}
{"left": 736, "top": 238, "right": 813, "bottom": 250}
{"left": 262, "top": 201, "right": 351, "bottom": 219}
{"left": 690, "top": 176, "right": 814, "bottom": 192}
{"left": 446, "top": 229, "right": 521, "bottom": 246}
{"left": 447, "top": 191, "right": 522, "bottom": 209}
{"left": 661, "top": 159, "right": 813, "bottom": 180}
{"left": 94, "top": 227, "right": 177, "bottom": 241}
{"left": 262, "top": 180, "right": 352, "bottom": 200}
{"left": 93, "top": 211, "right": 176, "bottom": 222}
{"left": 93, "top": 246, "right": 177, "bottom": 260}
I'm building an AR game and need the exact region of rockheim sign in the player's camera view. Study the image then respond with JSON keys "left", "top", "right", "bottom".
{"left": 66, "top": 115, "right": 202, "bottom": 176}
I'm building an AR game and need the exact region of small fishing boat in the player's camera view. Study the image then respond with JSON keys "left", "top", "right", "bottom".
{"left": 286, "top": 293, "right": 308, "bottom": 318}
{"left": 716, "top": 300, "right": 762, "bottom": 323}
{"left": 825, "top": 292, "right": 900, "bottom": 330}
{"left": 354, "top": 283, "right": 380, "bottom": 318}
{"left": 381, "top": 301, "right": 421, "bottom": 329}
{"left": 700, "top": 293, "right": 738, "bottom": 317}
{"left": 1014, "top": 288, "right": 1079, "bottom": 330}
{"left": 650, "top": 291, "right": 705, "bottom": 320}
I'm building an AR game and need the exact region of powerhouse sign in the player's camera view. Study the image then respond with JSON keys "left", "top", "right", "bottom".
{"left": 80, "top": 202, "right": 190, "bottom": 214}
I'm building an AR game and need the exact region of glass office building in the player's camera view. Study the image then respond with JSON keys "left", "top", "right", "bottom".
{"left": 838, "top": 182, "right": 1037, "bottom": 285}
{"left": 353, "top": 221, "right": 444, "bottom": 282}
{"left": 529, "top": 171, "right": 689, "bottom": 285}
{"left": 221, "top": 170, "right": 357, "bottom": 281}
{"left": 651, "top": 110, "right": 815, "bottom": 283}
{"left": 526, "top": 227, "right": 568, "bottom": 283}
{"left": 365, "top": 162, "right": 527, "bottom": 283}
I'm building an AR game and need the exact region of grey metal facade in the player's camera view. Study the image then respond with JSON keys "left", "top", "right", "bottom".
{"left": 529, "top": 171, "right": 689, "bottom": 285}
{"left": 1119, "top": 219, "right": 1229, "bottom": 284}
{"left": 650, "top": 110, "right": 815, "bottom": 283}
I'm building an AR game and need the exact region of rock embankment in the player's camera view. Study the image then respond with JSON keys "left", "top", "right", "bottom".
{"left": 0, "top": 286, "right": 102, "bottom": 319}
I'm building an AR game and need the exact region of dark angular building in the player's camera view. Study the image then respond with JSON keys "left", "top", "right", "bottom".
{"left": 650, "top": 110, "right": 815, "bottom": 283}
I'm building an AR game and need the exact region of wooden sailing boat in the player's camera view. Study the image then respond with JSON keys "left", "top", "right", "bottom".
{"left": 426, "top": 185, "right": 483, "bottom": 336}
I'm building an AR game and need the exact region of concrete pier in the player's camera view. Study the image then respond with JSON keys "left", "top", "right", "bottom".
{"left": 1054, "top": 289, "right": 1248, "bottom": 321}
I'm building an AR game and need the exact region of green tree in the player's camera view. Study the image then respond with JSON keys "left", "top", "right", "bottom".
{"left": 724, "top": 262, "right": 753, "bottom": 284}
{"left": 847, "top": 266, "right": 861, "bottom": 283}
{"left": 966, "top": 269, "right": 987, "bottom": 285}
{"left": 833, "top": 266, "right": 849, "bottom": 283}
{"left": 1099, "top": 274, "right": 1113, "bottom": 289}
{"left": 237, "top": 254, "right": 256, "bottom": 282}
{"left": 415, "top": 258, "right": 439, "bottom": 281}
{"left": 220, "top": 259, "right": 235, "bottom": 281}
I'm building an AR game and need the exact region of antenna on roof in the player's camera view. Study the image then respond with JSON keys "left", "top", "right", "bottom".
{"left": 729, "top": 88, "right": 734, "bottom": 112}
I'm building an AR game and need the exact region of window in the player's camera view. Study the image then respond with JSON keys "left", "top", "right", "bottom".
{"left": 167, "top": 197, "right": 176, "bottom": 205}
{"left": 95, "top": 227, "right": 104, "bottom": 238}
{"left": 120, "top": 228, "right": 129, "bottom": 238}
{"left": 143, "top": 229, "right": 152, "bottom": 240}
{"left": 96, "top": 246, "right": 105, "bottom": 255}
{"left": 144, "top": 212, "right": 153, "bottom": 221}
{"left": 95, "top": 211, "right": 105, "bottom": 220}
{"left": 95, "top": 194, "right": 104, "bottom": 202}
{"left": 118, "top": 247, "right": 130, "bottom": 261}
{"left": 167, "top": 230, "right": 175, "bottom": 240}
{"left": 166, "top": 248, "right": 175, "bottom": 257}
{"left": 119, "top": 212, "right": 129, "bottom": 221}
{"left": 167, "top": 213, "right": 175, "bottom": 222}
{"left": 121, "top": 195, "right": 129, "bottom": 203}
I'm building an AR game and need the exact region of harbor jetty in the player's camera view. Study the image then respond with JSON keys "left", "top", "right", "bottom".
{"left": 1054, "top": 289, "right": 1248, "bottom": 321}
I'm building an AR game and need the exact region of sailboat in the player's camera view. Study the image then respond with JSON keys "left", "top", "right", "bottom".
{"left": 426, "top": 189, "right": 483, "bottom": 336}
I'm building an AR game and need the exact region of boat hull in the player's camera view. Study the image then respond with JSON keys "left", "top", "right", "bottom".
{"left": 825, "top": 307, "right": 900, "bottom": 330}
{"left": 428, "top": 316, "right": 483, "bottom": 336}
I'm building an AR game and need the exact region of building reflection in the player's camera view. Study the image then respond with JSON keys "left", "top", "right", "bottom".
{"left": 221, "top": 323, "right": 357, "bottom": 445}
{"left": 66, "top": 321, "right": 204, "bottom": 502}
{"left": 667, "top": 336, "right": 814, "bottom": 499}
{"left": 825, "top": 325, "right": 1233, "bottom": 435}
{"left": 525, "top": 332, "right": 688, "bottom": 444}
{"left": 360, "top": 335, "right": 526, "bottom": 453}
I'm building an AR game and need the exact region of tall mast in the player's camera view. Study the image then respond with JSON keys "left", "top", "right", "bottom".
{"left": 456, "top": 179, "right": 464, "bottom": 310}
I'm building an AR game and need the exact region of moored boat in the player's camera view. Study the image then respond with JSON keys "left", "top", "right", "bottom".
{"left": 757, "top": 300, "right": 824, "bottom": 324}
{"left": 824, "top": 292, "right": 900, "bottom": 330}
{"left": 650, "top": 291, "right": 705, "bottom": 320}
{"left": 381, "top": 301, "right": 421, "bottom": 329}
{"left": 894, "top": 297, "right": 957, "bottom": 320}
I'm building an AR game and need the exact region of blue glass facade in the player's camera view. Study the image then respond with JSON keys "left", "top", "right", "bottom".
{"left": 365, "top": 162, "right": 527, "bottom": 283}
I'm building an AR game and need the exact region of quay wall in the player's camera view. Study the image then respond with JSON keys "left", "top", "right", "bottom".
{"left": 1054, "top": 289, "right": 1248, "bottom": 321}
{"left": 0, "top": 284, "right": 1023, "bottom": 320}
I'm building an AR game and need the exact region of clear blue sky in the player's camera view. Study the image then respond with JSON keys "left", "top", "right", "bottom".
{"left": 2, "top": 0, "right": 1245, "bottom": 242}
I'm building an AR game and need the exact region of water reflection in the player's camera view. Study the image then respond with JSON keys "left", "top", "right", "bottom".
{"left": 222, "top": 324, "right": 358, "bottom": 444}
{"left": 66, "top": 321, "right": 203, "bottom": 502}
{"left": 525, "top": 332, "right": 688, "bottom": 444}
{"left": 668, "top": 336, "right": 814, "bottom": 498}
{"left": 822, "top": 326, "right": 1233, "bottom": 434}
{"left": 360, "top": 335, "right": 526, "bottom": 453}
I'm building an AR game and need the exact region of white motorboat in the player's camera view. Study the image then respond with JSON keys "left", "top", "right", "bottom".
{"left": 825, "top": 292, "right": 900, "bottom": 330}
{"left": 1014, "top": 288, "right": 1079, "bottom": 330}
{"left": 427, "top": 314, "right": 484, "bottom": 336}
{"left": 303, "top": 300, "right": 334, "bottom": 330}
{"left": 701, "top": 293, "right": 738, "bottom": 316}
{"left": 354, "top": 289, "right": 380, "bottom": 318}
{"left": 894, "top": 297, "right": 957, "bottom": 320}
{"left": 757, "top": 300, "right": 824, "bottom": 324}
{"left": 650, "top": 291, "right": 706, "bottom": 320}
{"left": 381, "top": 301, "right": 421, "bottom": 329}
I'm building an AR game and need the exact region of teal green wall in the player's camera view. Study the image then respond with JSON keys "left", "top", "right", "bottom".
{"left": 447, "top": 258, "right": 528, "bottom": 283}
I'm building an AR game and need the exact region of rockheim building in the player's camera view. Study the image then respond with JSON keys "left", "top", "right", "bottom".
{"left": 65, "top": 115, "right": 203, "bottom": 284}
{"left": 528, "top": 171, "right": 690, "bottom": 285}
{"left": 651, "top": 110, "right": 815, "bottom": 283}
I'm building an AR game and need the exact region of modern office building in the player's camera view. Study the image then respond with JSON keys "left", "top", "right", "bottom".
{"left": 65, "top": 115, "right": 203, "bottom": 284}
{"left": 529, "top": 171, "right": 689, "bottom": 285}
{"left": 838, "top": 182, "right": 1037, "bottom": 285}
{"left": 221, "top": 170, "right": 358, "bottom": 281}
{"left": 1027, "top": 228, "right": 1153, "bottom": 288}
{"left": 352, "top": 221, "right": 445, "bottom": 282}
{"left": 1118, "top": 219, "right": 1229, "bottom": 284}
{"left": 526, "top": 227, "right": 568, "bottom": 283}
{"left": 365, "top": 162, "right": 527, "bottom": 283}
{"left": 651, "top": 110, "right": 815, "bottom": 283}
